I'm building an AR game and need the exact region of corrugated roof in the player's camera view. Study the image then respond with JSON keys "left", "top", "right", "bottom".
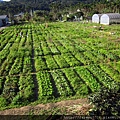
{"left": 102, "top": 13, "right": 120, "bottom": 19}
{"left": 0, "top": 15, "right": 8, "bottom": 19}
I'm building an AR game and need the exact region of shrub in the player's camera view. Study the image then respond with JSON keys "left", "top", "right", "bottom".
{"left": 88, "top": 82, "right": 120, "bottom": 117}
{"left": 0, "top": 96, "right": 8, "bottom": 107}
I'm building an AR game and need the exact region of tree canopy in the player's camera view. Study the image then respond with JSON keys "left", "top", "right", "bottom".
{"left": 0, "top": 0, "right": 119, "bottom": 22}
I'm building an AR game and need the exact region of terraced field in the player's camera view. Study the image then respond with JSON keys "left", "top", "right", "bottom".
{"left": 0, "top": 22, "right": 120, "bottom": 110}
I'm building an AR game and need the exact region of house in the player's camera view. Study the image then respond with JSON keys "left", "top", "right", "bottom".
{"left": 0, "top": 19, "right": 2, "bottom": 26}
{"left": 0, "top": 15, "right": 9, "bottom": 27}
{"left": 92, "top": 14, "right": 102, "bottom": 23}
{"left": 100, "top": 13, "right": 120, "bottom": 25}
{"left": 14, "top": 12, "right": 24, "bottom": 22}
{"left": 14, "top": 12, "right": 24, "bottom": 21}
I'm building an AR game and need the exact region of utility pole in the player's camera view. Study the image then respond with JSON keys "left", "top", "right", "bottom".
{"left": 25, "top": 4, "right": 26, "bottom": 12}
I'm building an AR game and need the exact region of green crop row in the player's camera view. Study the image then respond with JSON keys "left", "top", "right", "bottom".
{"left": 51, "top": 70, "right": 73, "bottom": 97}
{"left": 54, "top": 41, "right": 69, "bottom": 53}
{"left": 41, "top": 41, "right": 52, "bottom": 55}
{"left": 35, "top": 56, "right": 47, "bottom": 71}
{"left": 87, "top": 64, "right": 116, "bottom": 89}
{"left": 23, "top": 56, "right": 33, "bottom": 73}
{"left": 9, "top": 57, "right": 23, "bottom": 75}
{"left": 110, "top": 61, "right": 120, "bottom": 73}
{"left": 18, "top": 73, "right": 34, "bottom": 102}
{"left": 36, "top": 71, "right": 53, "bottom": 99}
{"left": 47, "top": 40, "right": 60, "bottom": 55}
{"left": 54, "top": 55, "right": 69, "bottom": 68}
{"left": 0, "top": 77, "right": 5, "bottom": 95}
{"left": 62, "top": 53, "right": 80, "bottom": 67}
{"left": 45, "top": 55, "right": 59, "bottom": 69}
{"left": 1, "top": 76, "right": 19, "bottom": 105}
{"left": 34, "top": 46, "right": 43, "bottom": 56}
{"left": 75, "top": 66, "right": 101, "bottom": 92}
{"left": 100, "top": 63, "right": 120, "bottom": 82}
{"left": 62, "top": 68, "right": 88, "bottom": 95}
{"left": 73, "top": 52, "right": 90, "bottom": 65}
{"left": 0, "top": 55, "right": 16, "bottom": 76}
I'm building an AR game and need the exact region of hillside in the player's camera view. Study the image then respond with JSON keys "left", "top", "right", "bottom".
{"left": 0, "top": 0, "right": 85, "bottom": 15}
{"left": 0, "top": 0, "right": 119, "bottom": 18}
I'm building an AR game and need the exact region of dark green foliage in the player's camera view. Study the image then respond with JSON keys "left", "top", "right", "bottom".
{"left": 67, "top": 15, "right": 75, "bottom": 21}
{"left": 74, "top": 11, "right": 84, "bottom": 18}
{"left": 0, "top": 0, "right": 120, "bottom": 22}
{"left": 0, "top": 77, "right": 5, "bottom": 94}
{"left": 0, "top": 96, "right": 8, "bottom": 107}
{"left": 88, "top": 83, "right": 120, "bottom": 116}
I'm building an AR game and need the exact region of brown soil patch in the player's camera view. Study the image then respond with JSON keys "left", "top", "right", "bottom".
{"left": 0, "top": 98, "right": 92, "bottom": 115}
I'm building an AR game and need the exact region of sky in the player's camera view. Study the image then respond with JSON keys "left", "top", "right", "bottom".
{"left": 2, "top": 0, "right": 11, "bottom": 1}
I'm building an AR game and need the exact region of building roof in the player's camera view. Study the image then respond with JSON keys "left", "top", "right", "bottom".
{"left": 0, "top": 15, "right": 8, "bottom": 19}
{"left": 14, "top": 12, "right": 24, "bottom": 17}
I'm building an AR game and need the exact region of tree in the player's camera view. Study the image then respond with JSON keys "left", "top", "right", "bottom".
{"left": 74, "top": 11, "right": 84, "bottom": 18}
{"left": 23, "top": 12, "right": 31, "bottom": 21}
{"left": 88, "top": 83, "right": 120, "bottom": 117}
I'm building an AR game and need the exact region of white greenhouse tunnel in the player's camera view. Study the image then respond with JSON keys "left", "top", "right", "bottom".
{"left": 100, "top": 13, "right": 120, "bottom": 25}
{"left": 92, "top": 13, "right": 120, "bottom": 25}
{"left": 92, "top": 14, "right": 102, "bottom": 23}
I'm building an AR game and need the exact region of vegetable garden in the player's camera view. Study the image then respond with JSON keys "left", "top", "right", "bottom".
{"left": 0, "top": 22, "right": 120, "bottom": 110}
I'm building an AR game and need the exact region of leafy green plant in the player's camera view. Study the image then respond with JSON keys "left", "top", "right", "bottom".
{"left": 62, "top": 68, "right": 88, "bottom": 95}
{"left": 75, "top": 66, "right": 101, "bottom": 92}
{"left": 54, "top": 55, "right": 69, "bottom": 68}
{"left": 88, "top": 83, "right": 120, "bottom": 116}
{"left": 0, "top": 96, "right": 8, "bottom": 107}
{"left": 36, "top": 71, "right": 53, "bottom": 99}
{"left": 45, "top": 55, "right": 59, "bottom": 69}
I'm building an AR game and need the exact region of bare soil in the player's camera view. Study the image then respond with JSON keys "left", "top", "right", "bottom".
{"left": 0, "top": 98, "right": 92, "bottom": 115}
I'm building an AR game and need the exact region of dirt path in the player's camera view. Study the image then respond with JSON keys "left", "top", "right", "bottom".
{"left": 0, "top": 26, "right": 7, "bottom": 31}
{"left": 0, "top": 98, "right": 92, "bottom": 115}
